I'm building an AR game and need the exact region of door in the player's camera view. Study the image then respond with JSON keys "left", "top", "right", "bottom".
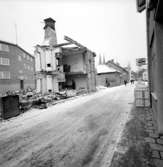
{"left": 20, "top": 80, "right": 24, "bottom": 90}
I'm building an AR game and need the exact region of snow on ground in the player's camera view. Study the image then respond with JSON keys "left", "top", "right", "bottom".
{"left": 0, "top": 84, "right": 135, "bottom": 167}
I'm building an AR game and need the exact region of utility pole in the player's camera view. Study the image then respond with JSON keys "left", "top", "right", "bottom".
{"left": 14, "top": 23, "right": 18, "bottom": 45}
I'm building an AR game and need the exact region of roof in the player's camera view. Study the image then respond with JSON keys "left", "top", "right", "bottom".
{"left": 106, "top": 60, "right": 128, "bottom": 74}
{"left": 0, "top": 40, "right": 34, "bottom": 58}
{"left": 96, "top": 64, "right": 117, "bottom": 74}
{"left": 44, "top": 17, "right": 56, "bottom": 23}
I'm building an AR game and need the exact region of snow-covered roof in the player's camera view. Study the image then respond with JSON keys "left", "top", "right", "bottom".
{"left": 96, "top": 64, "right": 117, "bottom": 74}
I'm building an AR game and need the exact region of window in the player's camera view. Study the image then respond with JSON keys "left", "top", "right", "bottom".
{"left": 18, "top": 55, "right": 22, "bottom": 61}
{"left": 0, "top": 57, "right": 10, "bottom": 65}
{"left": 0, "top": 43, "right": 9, "bottom": 52}
{"left": 23, "top": 53, "right": 26, "bottom": 59}
{"left": 26, "top": 55, "right": 30, "bottom": 60}
{"left": 0, "top": 71, "right": 10, "bottom": 79}
{"left": 30, "top": 57, "right": 33, "bottom": 62}
{"left": 47, "top": 63, "right": 51, "bottom": 67}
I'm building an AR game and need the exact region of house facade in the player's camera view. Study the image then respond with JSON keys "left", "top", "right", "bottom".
{"left": 106, "top": 59, "right": 129, "bottom": 82}
{"left": 96, "top": 64, "right": 121, "bottom": 87}
{"left": 136, "top": 0, "right": 163, "bottom": 134}
{"left": 0, "top": 41, "right": 35, "bottom": 95}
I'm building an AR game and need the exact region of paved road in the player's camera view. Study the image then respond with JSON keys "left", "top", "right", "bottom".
{"left": 0, "top": 85, "right": 135, "bottom": 167}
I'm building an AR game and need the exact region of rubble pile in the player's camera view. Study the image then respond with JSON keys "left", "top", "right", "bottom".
{"left": 19, "top": 89, "right": 77, "bottom": 111}
{"left": 0, "top": 88, "right": 92, "bottom": 120}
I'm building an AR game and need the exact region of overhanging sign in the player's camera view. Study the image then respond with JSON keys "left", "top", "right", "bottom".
{"left": 136, "top": 58, "right": 146, "bottom": 66}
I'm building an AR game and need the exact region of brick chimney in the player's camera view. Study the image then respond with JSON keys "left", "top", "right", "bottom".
{"left": 43, "top": 17, "right": 57, "bottom": 46}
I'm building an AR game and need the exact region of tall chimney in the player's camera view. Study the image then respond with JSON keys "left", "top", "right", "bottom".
{"left": 43, "top": 17, "right": 57, "bottom": 46}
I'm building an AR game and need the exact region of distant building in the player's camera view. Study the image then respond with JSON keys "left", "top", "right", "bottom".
{"left": 142, "top": 70, "right": 148, "bottom": 81}
{"left": 0, "top": 40, "right": 35, "bottom": 95}
{"left": 96, "top": 64, "right": 122, "bottom": 87}
{"left": 131, "top": 71, "right": 137, "bottom": 81}
{"left": 106, "top": 59, "right": 129, "bottom": 82}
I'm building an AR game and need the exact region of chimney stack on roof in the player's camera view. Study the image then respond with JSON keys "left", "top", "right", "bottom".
{"left": 43, "top": 17, "right": 57, "bottom": 46}
{"left": 44, "top": 17, "right": 56, "bottom": 30}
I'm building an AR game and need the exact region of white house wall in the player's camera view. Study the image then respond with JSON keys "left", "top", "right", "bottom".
{"left": 47, "top": 75, "right": 53, "bottom": 91}
{"left": 45, "top": 50, "right": 52, "bottom": 71}
{"left": 35, "top": 52, "right": 41, "bottom": 72}
{"left": 52, "top": 77, "right": 59, "bottom": 92}
{"left": 36, "top": 79, "right": 41, "bottom": 92}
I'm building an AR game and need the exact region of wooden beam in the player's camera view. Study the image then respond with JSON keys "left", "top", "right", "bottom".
{"left": 36, "top": 42, "right": 72, "bottom": 49}
{"left": 64, "top": 36, "right": 86, "bottom": 48}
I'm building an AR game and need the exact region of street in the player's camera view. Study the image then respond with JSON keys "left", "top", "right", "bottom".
{"left": 0, "top": 85, "right": 135, "bottom": 167}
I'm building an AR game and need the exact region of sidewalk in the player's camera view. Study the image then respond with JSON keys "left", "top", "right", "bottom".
{"left": 109, "top": 102, "right": 163, "bottom": 167}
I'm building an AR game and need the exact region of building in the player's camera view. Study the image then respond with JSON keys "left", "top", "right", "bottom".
{"left": 96, "top": 64, "right": 122, "bottom": 87}
{"left": 35, "top": 18, "right": 96, "bottom": 93}
{"left": 62, "top": 47, "right": 96, "bottom": 92}
{"left": 142, "top": 70, "right": 148, "bottom": 81}
{"left": 0, "top": 40, "right": 35, "bottom": 95}
{"left": 131, "top": 71, "right": 138, "bottom": 81}
{"left": 136, "top": 0, "right": 163, "bottom": 134}
{"left": 106, "top": 59, "right": 129, "bottom": 82}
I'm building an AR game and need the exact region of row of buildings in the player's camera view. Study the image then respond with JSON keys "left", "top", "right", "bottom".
{"left": 96, "top": 59, "right": 130, "bottom": 87}
{"left": 136, "top": 0, "right": 163, "bottom": 135}
{"left": 0, "top": 17, "right": 130, "bottom": 96}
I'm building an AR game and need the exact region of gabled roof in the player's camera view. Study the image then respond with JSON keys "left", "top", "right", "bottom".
{"left": 96, "top": 64, "right": 117, "bottom": 74}
{"left": 0, "top": 40, "right": 34, "bottom": 58}
{"left": 106, "top": 60, "right": 128, "bottom": 74}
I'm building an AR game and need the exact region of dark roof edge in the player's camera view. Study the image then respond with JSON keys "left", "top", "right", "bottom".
{"left": 106, "top": 61, "right": 128, "bottom": 73}
{"left": 0, "top": 40, "right": 34, "bottom": 58}
{"left": 97, "top": 71, "right": 119, "bottom": 75}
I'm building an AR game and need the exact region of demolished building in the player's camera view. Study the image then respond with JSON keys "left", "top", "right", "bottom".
{"left": 34, "top": 18, "right": 96, "bottom": 94}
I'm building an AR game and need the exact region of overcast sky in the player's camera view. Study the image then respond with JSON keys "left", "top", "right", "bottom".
{"left": 0, "top": 0, "right": 146, "bottom": 70}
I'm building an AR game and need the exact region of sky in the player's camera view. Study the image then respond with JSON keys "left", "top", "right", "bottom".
{"left": 0, "top": 0, "right": 147, "bottom": 71}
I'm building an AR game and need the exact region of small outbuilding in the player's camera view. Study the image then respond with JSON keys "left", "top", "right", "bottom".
{"left": 96, "top": 64, "right": 122, "bottom": 87}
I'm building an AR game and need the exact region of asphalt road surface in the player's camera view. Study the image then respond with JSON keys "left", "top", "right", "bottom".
{"left": 0, "top": 85, "right": 135, "bottom": 167}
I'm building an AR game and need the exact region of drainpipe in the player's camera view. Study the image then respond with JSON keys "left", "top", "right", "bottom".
{"left": 146, "top": 7, "right": 152, "bottom": 107}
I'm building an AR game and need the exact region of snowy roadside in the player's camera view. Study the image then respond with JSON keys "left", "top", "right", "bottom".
{"left": 0, "top": 85, "right": 124, "bottom": 125}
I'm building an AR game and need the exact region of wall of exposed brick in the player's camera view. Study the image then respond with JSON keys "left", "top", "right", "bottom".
{"left": 0, "top": 42, "right": 35, "bottom": 94}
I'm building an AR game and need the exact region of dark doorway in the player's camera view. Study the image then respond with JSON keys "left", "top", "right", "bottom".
{"left": 72, "top": 80, "right": 76, "bottom": 89}
{"left": 20, "top": 80, "right": 24, "bottom": 90}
